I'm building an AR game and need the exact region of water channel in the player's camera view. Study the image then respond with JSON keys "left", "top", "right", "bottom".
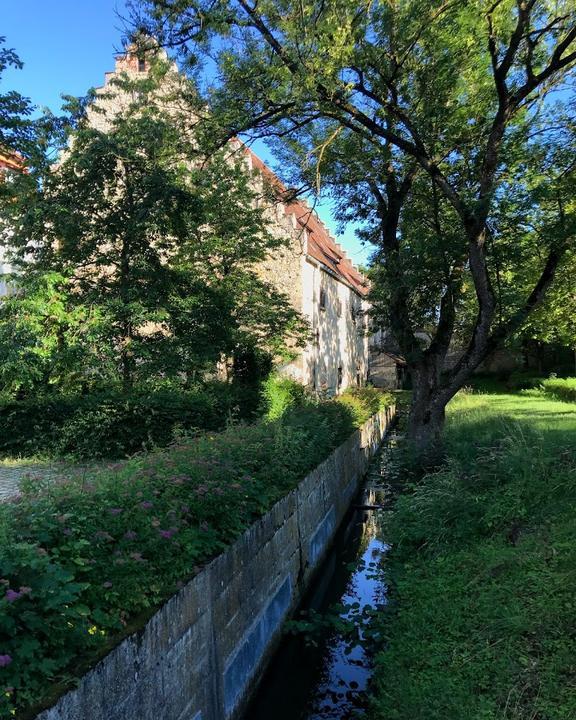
{"left": 243, "top": 432, "right": 400, "bottom": 720}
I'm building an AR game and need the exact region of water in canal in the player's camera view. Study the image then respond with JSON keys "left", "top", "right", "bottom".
{"left": 244, "top": 434, "right": 400, "bottom": 720}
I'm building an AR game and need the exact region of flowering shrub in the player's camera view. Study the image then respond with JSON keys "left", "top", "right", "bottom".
{"left": 0, "top": 389, "right": 393, "bottom": 718}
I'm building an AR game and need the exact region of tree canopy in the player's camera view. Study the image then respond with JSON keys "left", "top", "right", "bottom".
{"left": 131, "top": 0, "right": 576, "bottom": 445}
{"left": 0, "top": 55, "right": 306, "bottom": 396}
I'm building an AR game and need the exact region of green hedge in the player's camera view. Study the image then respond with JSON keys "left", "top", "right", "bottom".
{"left": 0, "top": 384, "right": 260, "bottom": 460}
{"left": 0, "top": 389, "right": 394, "bottom": 719}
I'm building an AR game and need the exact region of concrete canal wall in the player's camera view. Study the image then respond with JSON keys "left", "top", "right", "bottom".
{"left": 36, "top": 405, "right": 395, "bottom": 720}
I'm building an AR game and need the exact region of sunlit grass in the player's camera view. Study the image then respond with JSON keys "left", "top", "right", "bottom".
{"left": 369, "top": 387, "right": 576, "bottom": 720}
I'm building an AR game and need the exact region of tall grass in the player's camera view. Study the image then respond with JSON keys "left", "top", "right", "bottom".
{"left": 369, "top": 390, "right": 576, "bottom": 720}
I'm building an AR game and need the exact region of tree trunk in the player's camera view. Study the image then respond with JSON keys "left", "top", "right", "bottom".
{"left": 405, "top": 356, "right": 456, "bottom": 461}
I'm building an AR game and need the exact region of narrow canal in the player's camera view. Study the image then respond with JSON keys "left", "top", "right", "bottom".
{"left": 243, "top": 433, "right": 400, "bottom": 719}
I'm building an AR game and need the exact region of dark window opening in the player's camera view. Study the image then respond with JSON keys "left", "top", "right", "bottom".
{"left": 138, "top": 57, "right": 146, "bottom": 72}
{"left": 314, "top": 328, "right": 320, "bottom": 346}
{"left": 337, "top": 366, "right": 343, "bottom": 389}
{"left": 319, "top": 287, "right": 326, "bottom": 311}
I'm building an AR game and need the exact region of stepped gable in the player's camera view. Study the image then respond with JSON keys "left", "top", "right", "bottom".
{"left": 244, "top": 146, "right": 368, "bottom": 297}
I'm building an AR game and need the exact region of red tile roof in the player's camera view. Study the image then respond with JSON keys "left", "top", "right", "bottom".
{"left": 244, "top": 147, "right": 368, "bottom": 297}
{"left": 0, "top": 149, "right": 24, "bottom": 172}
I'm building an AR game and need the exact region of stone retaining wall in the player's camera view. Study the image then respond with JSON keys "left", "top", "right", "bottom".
{"left": 37, "top": 405, "right": 395, "bottom": 720}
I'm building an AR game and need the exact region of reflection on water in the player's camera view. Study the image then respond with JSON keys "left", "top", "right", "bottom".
{"left": 305, "top": 532, "right": 389, "bottom": 719}
{"left": 244, "top": 434, "right": 399, "bottom": 720}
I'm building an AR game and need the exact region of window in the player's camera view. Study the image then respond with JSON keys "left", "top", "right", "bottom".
{"left": 314, "top": 328, "right": 320, "bottom": 347}
{"left": 138, "top": 57, "right": 146, "bottom": 72}
{"left": 337, "top": 366, "right": 343, "bottom": 390}
{"left": 319, "top": 287, "right": 327, "bottom": 311}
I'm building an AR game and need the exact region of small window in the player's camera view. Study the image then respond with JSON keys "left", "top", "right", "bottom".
{"left": 138, "top": 57, "right": 146, "bottom": 72}
{"left": 337, "top": 366, "right": 343, "bottom": 389}
{"left": 319, "top": 288, "right": 327, "bottom": 311}
{"left": 314, "top": 328, "right": 320, "bottom": 346}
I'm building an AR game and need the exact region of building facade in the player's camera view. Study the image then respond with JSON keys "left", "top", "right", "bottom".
{"left": 0, "top": 149, "right": 23, "bottom": 296}
{"left": 244, "top": 149, "right": 369, "bottom": 394}
{"left": 52, "top": 48, "right": 371, "bottom": 395}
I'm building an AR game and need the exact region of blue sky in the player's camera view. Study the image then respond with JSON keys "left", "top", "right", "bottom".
{"left": 2, "top": 0, "right": 372, "bottom": 266}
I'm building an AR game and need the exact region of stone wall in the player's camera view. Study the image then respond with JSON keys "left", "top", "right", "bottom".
{"left": 35, "top": 405, "right": 395, "bottom": 720}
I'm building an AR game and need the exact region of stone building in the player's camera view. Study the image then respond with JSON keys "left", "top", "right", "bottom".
{"left": 60, "top": 47, "right": 372, "bottom": 395}
{"left": 244, "top": 150, "right": 369, "bottom": 393}
{"left": 0, "top": 149, "right": 23, "bottom": 296}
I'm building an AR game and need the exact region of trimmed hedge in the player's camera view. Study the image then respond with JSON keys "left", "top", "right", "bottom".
{"left": 0, "top": 384, "right": 260, "bottom": 460}
{"left": 0, "top": 389, "right": 394, "bottom": 719}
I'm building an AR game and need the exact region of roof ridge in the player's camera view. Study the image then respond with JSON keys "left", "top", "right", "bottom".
{"left": 241, "top": 144, "right": 368, "bottom": 295}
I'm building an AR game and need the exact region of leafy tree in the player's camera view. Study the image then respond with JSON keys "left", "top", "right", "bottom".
{"left": 0, "top": 37, "right": 34, "bottom": 155}
{"left": 132, "top": 0, "right": 576, "bottom": 449}
{"left": 0, "top": 271, "right": 109, "bottom": 397}
{"left": 2, "top": 56, "right": 305, "bottom": 394}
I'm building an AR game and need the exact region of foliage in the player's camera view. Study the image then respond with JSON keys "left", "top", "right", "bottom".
{"left": 0, "top": 37, "right": 34, "bottom": 155}
{"left": 132, "top": 0, "right": 576, "bottom": 444}
{"left": 368, "top": 390, "right": 576, "bottom": 719}
{"left": 0, "top": 390, "right": 393, "bottom": 719}
{"left": 336, "top": 386, "right": 392, "bottom": 426}
{"left": 0, "top": 383, "right": 260, "bottom": 460}
{"left": 1, "top": 54, "right": 306, "bottom": 396}
{"left": 0, "top": 272, "right": 107, "bottom": 397}
{"left": 261, "top": 373, "right": 309, "bottom": 420}
{"left": 540, "top": 377, "right": 576, "bottom": 403}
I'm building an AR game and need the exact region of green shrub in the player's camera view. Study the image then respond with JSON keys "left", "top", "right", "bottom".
{"left": 0, "top": 383, "right": 260, "bottom": 460}
{"left": 541, "top": 377, "right": 576, "bottom": 403}
{"left": 261, "top": 374, "right": 310, "bottom": 420}
{"left": 336, "top": 386, "right": 393, "bottom": 425}
{"left": 0, "top": 392, "right": 394, "bottom": 719}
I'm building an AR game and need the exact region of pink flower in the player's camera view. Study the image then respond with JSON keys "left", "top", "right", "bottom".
{"left": 140, "top": 501, "right": 153, "bottom": 509}
{"left": 108, "top": 507, "right": 123, "bottom": 516}
{"left": 158, "top": 528, "right": 177, "bottom": 539}
{"left": 94, "top": 531, "right": 114, "bottom": 542}
{"left": 0, "top": 655, "right": 12, "bottom": 667}
{"left": 5, "top": 589, "right": 21, "bottom": 603}
{"left": 18, "top": 587, "right": 32, "bottom": 595}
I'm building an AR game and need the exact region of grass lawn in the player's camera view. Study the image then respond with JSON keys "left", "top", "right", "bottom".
{"left": 369, "top": 388, "right": 576, "bottom": 720}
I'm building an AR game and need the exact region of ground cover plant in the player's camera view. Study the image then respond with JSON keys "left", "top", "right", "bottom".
{"left": 368, "top": 388, "right": 576, "bottom": 719}
{"left": 0, "top": 385, "right": 392, "bottom": 719}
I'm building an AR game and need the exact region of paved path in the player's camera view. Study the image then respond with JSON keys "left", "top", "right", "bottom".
{"left": 0, "top": 464, "right": 57, "bottom": 500}
{"left": 0, "top": 462, "right": 100, "bottom": 501}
